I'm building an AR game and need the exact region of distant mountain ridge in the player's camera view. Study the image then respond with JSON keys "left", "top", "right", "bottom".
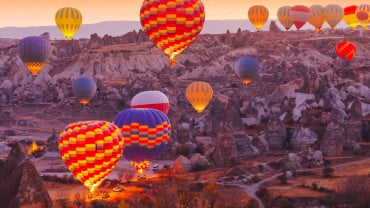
{"left": 0, "top": 20, "right": 350, "bottom": 39}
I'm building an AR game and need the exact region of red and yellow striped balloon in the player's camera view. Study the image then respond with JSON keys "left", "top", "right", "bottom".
{"left": 140, "top": 0, "right": 205, "bottom": 66}
{"left": 336, "top": 41, "right": 356, "bottom": 62}
{"left": 59, "top": 120, "right": 124, "bottom": 193}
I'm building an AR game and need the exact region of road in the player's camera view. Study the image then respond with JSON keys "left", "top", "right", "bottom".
{"left": 230, "top": 157, "right": 370, "bottom": 208}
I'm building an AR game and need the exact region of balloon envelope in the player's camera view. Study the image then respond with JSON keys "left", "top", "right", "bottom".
{"left": 114, "top": 108, "right": 171, "bottom": 175}
{"left": 131, "top": 91, "right": 170, "bottom": 114}
{"left": 356, "top": 4, "right": 370, "bottom": 29}
{"left": 17, "top": 36, "right": 51, "bottom": 75}
{"left": 235, "top": 56, "right": 260, "bottom": 85}
{"left": 324, "top": 4, "right": 344, "bottom": 29}
{"left": 55, "top": 7, "right": 82, "bottom": 40}
{"left": 72, "top": 77, "right": 97, "bottom": 105}
{"left": 344, "top": 5, "right": 358, "bottom": 29}
{"left": 140, "top": 0, "right": 205, "bottom": 66}
{"left": 185, "top": 81, "right": 213, "bottom": 113}
{"left": 336, "top": 41, "right": 356, "bottom": 62}
{"left": 59, "top": 120, "right": 124, "bottom": 193}
{"left": 277, "top": 6, "right": 293, "bottom": 30}
{"left": 308, "top": 5, "right": 325, "bottom": 31}
{"left": 291, "top": 5, "right": 311, "bottom": 30}
{"left": 248, "top": 5, "right": 269, "bottom": 31}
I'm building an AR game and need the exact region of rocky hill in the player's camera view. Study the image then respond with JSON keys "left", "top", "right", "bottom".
{"left": 1, "top": 29, "right": 370, "bottom": 166}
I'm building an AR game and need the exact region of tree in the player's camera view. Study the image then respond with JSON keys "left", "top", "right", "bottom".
{"left": 124, "top": 170, "right": 135, "bottom": 184}
{"left": 117, "top": 171, "right": 125, "bottom": 183}
{"left": 73, "top": 193, "right": 85, "bottom": 208}
{"left": 322, "top": 167, "right": 334, "bottom": 178}
{"left": 177, "top": 187, "right": 197, "bottom": 208}
{"left": 202, "top": 183, "right": 222, "bottom": 208}
{"left": 117, "top": 200, "right": 130, "bottom": 208}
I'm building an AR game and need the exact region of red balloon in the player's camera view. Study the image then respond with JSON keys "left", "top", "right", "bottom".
{"left": 291, "top": 5, "right": 312, "bottom": 30}
{"left": 336, "top": 41, "right": 356, "bottom": 62}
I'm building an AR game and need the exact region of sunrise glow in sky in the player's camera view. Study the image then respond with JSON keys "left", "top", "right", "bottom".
{"left": 0, "top": 0, "right": 368, "bottom": 27}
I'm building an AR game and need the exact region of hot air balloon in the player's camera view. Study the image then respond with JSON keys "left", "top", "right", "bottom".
{"left": 55, "top": 7, "right": 82, "bottom": 40}
{"left": 235, "top": 56, "right": 260, "bottom": 85}
{"left": 308, "top": 5, "right": 325, "bottom": 31}
{"left": 185, "top": 81, "right": 213, "bottom": 113}
{"left": 356, "top": 4, "right": 370, "bottom": 29}
{"left": 113, "top": 108, "right": 171, "bottom": 175}
{"left": 140, "top": 0, "right": 205, "bottom": 66}
{"left": 291, "top": 5, "right": 312, "bottom": 30}
{"left": 248, "top": 5, "right": 269, "bottom": 31}
{"left": 344, "top": 5, "right": 358, "bottom": 29}
{"left": 336, "top": 41, "right": 356, "bottom": 62}
{"left": 72, "top": 77, "right": 97, "bottom": 105}
{"left": 131, "top": 91, "right": 170, "bottom": 114}
{"left": 324, "top": 4, "right": 344, "bottom": 30}
{"left": 59, "top": 120, "right": 124, "bottom": 193}
{"left": 17, "top": 36, "right": 51, "bottom": 76}
{"left": 277, "top": 6, "right": 293, "bottom": 30}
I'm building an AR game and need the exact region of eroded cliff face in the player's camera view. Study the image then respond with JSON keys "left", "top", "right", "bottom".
{"left": 0, "top": 143, "right": 52, "bottom": 208}
{"left": 1, "top": 29, "right": 370, "bottom": 161}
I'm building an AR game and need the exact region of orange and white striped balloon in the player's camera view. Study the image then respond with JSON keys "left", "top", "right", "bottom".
{"left": 324, "top": 4, "right": 344, "bottom": 29}
{"left": 277, "top": 6, "right": 293, "bottom": 30}
{"left": 59, "top": 120, "right": 124, "bottom": 192}
{"left": 291, "top": 5, "right": 312, "bottom": 30}
{"left": 308, "top": 5, "right": 325, "bottom": 31}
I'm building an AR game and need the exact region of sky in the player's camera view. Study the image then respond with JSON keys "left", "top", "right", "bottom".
{"left": 0, "top": 0, "right": 368, "bottom": 27}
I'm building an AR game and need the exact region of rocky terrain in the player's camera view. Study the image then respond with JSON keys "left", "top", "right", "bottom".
{"left": 1, "top": 28, "right": 370, "bottom": 207}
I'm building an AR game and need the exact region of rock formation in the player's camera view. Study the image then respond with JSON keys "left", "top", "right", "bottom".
{"left": 269, "top": 21, "right": 281, "bottom": 32}
{"left": 290, "top": 127, "right": 318, "bottom": 150}
{"left": 320, "top": 119, "right": 345, "bottom": 156}
{"left": 0, "top": 142, "right": 52, "bottom": 208}
{"left": 211, "top": 134, "right": 260, "bottom": 167}
{"left": 345, "top": 98, "right": 363, "bottom": 148}
{"left": 265, "top": 114, "right": 287, "bottom": 149}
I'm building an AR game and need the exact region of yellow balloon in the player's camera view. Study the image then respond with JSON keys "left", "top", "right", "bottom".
{"left": 248, "top": 5, "right": 269, "bottom": 31}
{"left": 308, "top": 5, "right": 325, "bottom": 31}
{"left": 277, "top": 6, "right": 293, "bottom": 30}
{"left": 185, "top": 81, "right": 213, "bottom": 113}
{"left": 55, "top": 7, "right": 82, "bottom": 40}
{"left": 324, "top": 4, "right": 344, "bottom": 29}
{"left": 343, "top": 6, "right": 358, "bottom": 29}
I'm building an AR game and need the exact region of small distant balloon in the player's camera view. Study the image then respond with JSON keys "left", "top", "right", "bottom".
{"left": 336, "top": 41, "right": 356, "bottom": 62}
{"left": 130, "top": 91, "right": 170, "bottom": 114}
{"left": 324, "top": 4, "right": 344, "bottom": 30}
{"left": 248, "top": 5, "right": 269, "bottom": 31}
{"left": 185, "top": 81, "right": 213, "bottom": 113}
{"left": 356, "top": 4, "right": 370, "bottom": 29}
{"left": 235, "top": 56, "right": 260, "bottom": 85}
{"left": 55, "top": 7, "right": 82, "bottom": 40}
{"left": 291, "top": 5, "right": 312, "bottom": 30}
{"left": 277, "top": 6, "right": 293, "bottom": 30}
{"left": 343, "top": 5, "right": 358, "bottom": 29}
{"left": 72, "top": 77, "right": 97, "bottom": 105}
{"left": 17, "top": 36, "right": 51, "bottom": 75}
{"left": 308, "top": 5, "right": 325, "bottom": 31}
